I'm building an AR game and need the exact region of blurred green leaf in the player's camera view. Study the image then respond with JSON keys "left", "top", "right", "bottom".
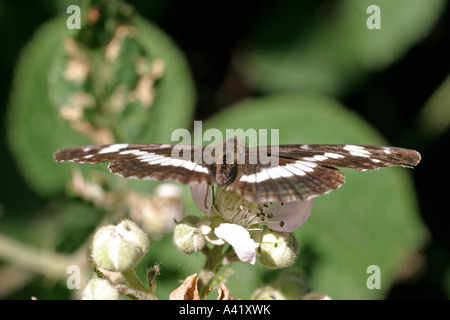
{"left": 200, "top": 92, "right": 428, "bottom": 299}
{"left": 238, "top": 0, "right": 445, "bottom": 94}
{"left": 7, "top": 14, "right": 195, "bottom": 196}
{"left": 132, "top": 17, "right": 195, "bottom": 143}
{"left": 0, "top": 199, "right": 101, "bottom": 253}
{"left": 415, "top": 73, "right": 450, "bottom": 141}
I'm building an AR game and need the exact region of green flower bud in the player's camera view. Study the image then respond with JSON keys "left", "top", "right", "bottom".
{"left": 272, "top": 270, "right": 310, "bottom": 299}
{"left": 257, "top": 229, "right": 298, "bottom": 270}
{"left": 91, "top": 220, "right": 149, "bottom": 272}
{"left": 302, "top": 292, "right": 332, "bottom": 300}
{"left": 250, "top": 285, "right": 285, "bottom": 300}
{"left": 82, "top": 278, "right": 119, "bottom": 300}
{"left": 173, "top": 216, "right": 207, "bottom": 254}
{"left": 250, "top": 270, "right": 309, "bottom": 300}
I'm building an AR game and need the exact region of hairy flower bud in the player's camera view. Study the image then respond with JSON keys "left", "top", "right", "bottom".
{"left": 302, "top": 292, "right": 332, "bottom": 300}
{"left": 273, "top": 270, "right": 310, "bottom": 299}
{"left": 257, "top": 228, "right": 298, "bottom": 269}
{"left": 173, "top": 216, "right": 207, "bottom": 254}
{"left": 91, "top": 220, "right": 149, "bottom": 272}
{"left": 250, "top": 270, "right": 310, "bottom": 299}
{"left": 250, "top": 285, "right": 285, "bottom": 300}
{"left": 82, "top": 278, "right": 119, "bottom": 300}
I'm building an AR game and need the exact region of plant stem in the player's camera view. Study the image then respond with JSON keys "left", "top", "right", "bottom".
{"left": 197, "top": 245, "right": 225, "bottom": 297}
{"left": 115, "top": 284, "right": 158, "bottom": 300}
{"left": 121, "top": 268, "right": 158, "bottom": 300}
{"left": 0, "top": 233, "right": 80, "bottom": 277}
{"left": 121, "top": 269, "right": 149, "bottom": 292}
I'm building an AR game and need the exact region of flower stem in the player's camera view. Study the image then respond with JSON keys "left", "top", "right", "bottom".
{"left": 122, "top": 269, "right": 149, "bottom": 292}
{"left": 115, "top": 284, "right": 158, "bottom": 300}
{"left": 121, "top": 269, "right": 158, "bottom": 299}
{"left": 197, "top": 245, "right": 225, "bottom": 297}
{"left": 0, "top": 233, "right": 80, "bottom": 277}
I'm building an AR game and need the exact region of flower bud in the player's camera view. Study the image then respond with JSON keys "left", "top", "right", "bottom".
{"left": 250, "top": 285, "right": 285, "bottom": 300}
{"left": 250, "top": 270, "right": 309, "bottom": 300}
{"left": 82, "top": 278, "right": 119, "bottom": 300}
{"left": 127, "top": 184, "right": 184, "bottom": 239}
{"left": 173, "top": 216, "right": 207, "bottom": 254}
{"left": 272, "top": 270, "right": 310, "bottom": 299}
{"left": 91, "top": 220, "right": 149, "bottom": 272}
{"left": 257, "top": 229, "right": 298, "bottom": 269}
{"left": 302, "top": 292, "right": 332, "bottom": 300}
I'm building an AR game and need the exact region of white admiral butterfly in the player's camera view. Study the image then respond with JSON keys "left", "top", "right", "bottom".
{"left": 54, "top": 139, "right": 420, "bottom": 203}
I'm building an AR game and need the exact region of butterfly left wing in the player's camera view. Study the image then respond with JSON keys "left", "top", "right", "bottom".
{"left": 231, "top": 144, "right": 420, "bottom": 203}
{"left": 54, "top": 143, "right": 212, "bottom": 185}
{"left": 230, "top": 160, "right": 345, "bottom": 203}
{"left": 277, "top": 144, "right": 421, "bottom": 170}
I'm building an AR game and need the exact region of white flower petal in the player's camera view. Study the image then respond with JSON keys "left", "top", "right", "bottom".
{"left": 189, "top": 181, "right": 212, "bottom": 215}
{"left": 264, "top": 199, "right": 313, "bottom": 233}
{"left": 214, "top": 223, "right": 257, "bottom": 264}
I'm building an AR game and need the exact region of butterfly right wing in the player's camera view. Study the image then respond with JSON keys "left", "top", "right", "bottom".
{"left": 54, "top": 143, "right": 212, "bottom": 185}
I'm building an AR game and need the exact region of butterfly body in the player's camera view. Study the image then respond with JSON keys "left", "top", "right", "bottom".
{"left": 206, "top": 137, "right": 244, "bottom": 186}
{"left": 212, "top": 163, "right": 237, "bottom": 186}
{"left": 54, "top": 140, "right": 421, "bottom": 203}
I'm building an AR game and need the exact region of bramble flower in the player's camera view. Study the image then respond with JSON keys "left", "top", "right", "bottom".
{"left": 185, "top": 181, "right": 313, "bottom": 266}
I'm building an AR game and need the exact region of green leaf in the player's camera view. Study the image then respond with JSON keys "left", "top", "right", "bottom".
{"left": 132, "top": 16, "right": 196, "bottom": 143}
{"left": 238, "top": 0, "right": 446, "bottom": 94}
{"left": 201, "top": 92, "right": 428, "bottom": 299}
{"left": 414, "top": 73, "right": 450, "bottom": 141}
{"left": 7, "top": 15, "right": 195, "bottom": 196}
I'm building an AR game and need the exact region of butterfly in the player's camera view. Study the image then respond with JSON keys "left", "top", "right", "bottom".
{"left": 54, "top": 138, "right": 421, "bottom": 203}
